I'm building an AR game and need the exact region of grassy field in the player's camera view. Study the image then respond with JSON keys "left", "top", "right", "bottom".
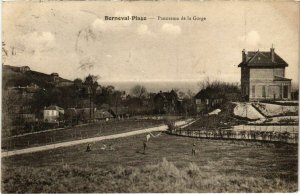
{"left": 2, "top": 133, "right": 297, "bottom": 192}
{"left": 2, "top": 119, "right": 165, "bottom": 151}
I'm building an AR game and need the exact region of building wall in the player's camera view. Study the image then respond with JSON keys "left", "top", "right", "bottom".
{"left": 241, "top": 67, "right": 290, "bottom": 101}
{"left": 43, "top": 110, "right": 60, "bottom": 122}
{"left": 241, "top": 67, "right": 250, "bottom": 97}
{"left": 249, "top": 80, "right": 291, "bottom": 101}
{"left": 250, "top": 68, "right": 284, "bottom": 80}
{"left": 195, "top": 98, "right": 223, "bottom": 113}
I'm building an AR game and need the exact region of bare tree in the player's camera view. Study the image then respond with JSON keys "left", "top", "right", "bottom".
{"left": 83, "top": 74, "right": 100, "bottom": 122}
{"left": 130, "top": 85, "right": 148, "bottom": 113}
{"left": 130, "top": 84, "right": 148, "bottom": 99}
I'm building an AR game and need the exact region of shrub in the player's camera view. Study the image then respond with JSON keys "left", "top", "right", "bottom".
{"left": 165, "top": 120, "right": 175, "bottom": 133}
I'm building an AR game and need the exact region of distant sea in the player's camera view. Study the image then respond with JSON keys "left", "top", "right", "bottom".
{"left": 99, "top": 81, "right": 201, "bottom": 94}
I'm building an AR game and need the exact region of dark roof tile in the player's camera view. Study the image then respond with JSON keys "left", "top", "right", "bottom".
{"left": 238, "top": 50, "right": 288, "bottom": 68}
{"left": 274, "top": 76, "right": 292, "bottom": 81}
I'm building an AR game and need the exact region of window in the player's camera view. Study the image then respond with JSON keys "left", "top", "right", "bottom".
{"left": 283, "top": 85, "right": 288, "bottom": 98}
{"left": 245, "top": 85, "right": 249, "bottom": 95}
{"left": 262, "top": 86, "right": 266, "bottom": 98}
{"left": 252, "top": 85, "right": 255, "bottom": 97}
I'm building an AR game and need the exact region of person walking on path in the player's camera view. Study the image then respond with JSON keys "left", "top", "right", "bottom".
{"left": 192, "top": 143, "right": 196, "bottom": 156}
{"left": 143, "top": 141, "right": 147, "bottom": 154}
{"left": 86, "top": 143, "right": 92, "bottom": 152}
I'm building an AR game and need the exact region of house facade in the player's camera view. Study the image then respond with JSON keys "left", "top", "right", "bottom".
{"left": 238, "top": 47, "right": 292, "bottom": 101}
{"left": 43, "top": 105, "right": 64, "bottom": 123}
{"left": 20, "top": 66, "right": 30, "bottom": 73}
{"left": 194, "top": 88, "right": 224, "bottom": 113}
{"left": 153, "top": 90, "right": 179, "bottom": 114}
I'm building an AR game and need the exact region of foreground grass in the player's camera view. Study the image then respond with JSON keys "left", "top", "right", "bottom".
{"left": 2, "top": 158, "right": 297, "bottom": 193}
{"left": 2, "top": 134, "right": 297, "bottom": 192}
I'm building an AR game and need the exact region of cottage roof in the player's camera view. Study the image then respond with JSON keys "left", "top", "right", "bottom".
{"left": 238, "top": 50, "right": 288, "bottom": 68}
{"left": 109, "top": 107, "right": 129, "bottom": 116}
{"left": 154, "top": 90, "right": 178, "bottom": 102}
{"left": 194, "top": 88, "right": 224, "bottom": 99}
{"left": 44, "top": 105, "right": 64, "bottom": 111}
{"left": 94, "top": 109, "right": 113, "bottom": 119}
{"left": 66, "top": 108, "right": 77, "bottom": 114}
{"left": 154, "top": 92, "right": 167, "bottom": 101}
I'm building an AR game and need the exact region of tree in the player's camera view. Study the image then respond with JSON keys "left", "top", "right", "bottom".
{"left": 111, "top": 91, "right": 122, "bottom": 115}
{"left": 129, "top": 85, "right": 148, "bottom": 114}
{"left": 197, "top": 79, "right": 241, "bottom": 103}
{"left": 178, "top": 91, "right": 187, "bottom": 99}
{"left": 74, "top": 78, "right": 83, "bottom": 89}
{"left": 84, "top": 74, "right": 99, "bottom": 95}
{"left": 2, "top": 90, "right": 22, "bottom": 136}
{"left": 106, "top": 85, "right": 115, "bottom": 95}
{"left": 83, "top": 74, "right": 100, "bottom": 122}
{"left": 130, "top": 85, "right": 148, "bottom": 99}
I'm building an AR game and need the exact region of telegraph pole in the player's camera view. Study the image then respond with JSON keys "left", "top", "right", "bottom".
{"left": 88, "top": 86, "right": 92, "bottom": 123}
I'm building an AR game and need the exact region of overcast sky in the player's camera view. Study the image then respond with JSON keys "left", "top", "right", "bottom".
{"left": 3, "top": 1, "right": 299, "bottom": 85}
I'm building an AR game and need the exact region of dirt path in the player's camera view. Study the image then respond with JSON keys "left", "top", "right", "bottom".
{"left": 2, "top": 119, "right": 194, "bottom": 158}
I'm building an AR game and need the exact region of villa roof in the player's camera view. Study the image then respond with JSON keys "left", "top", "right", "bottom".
{"left": 238, "top": 50, "right": 288, "bottom": 68}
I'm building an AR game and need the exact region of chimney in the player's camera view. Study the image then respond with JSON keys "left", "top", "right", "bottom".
{"left": 242, "top": 49, "right": 246, "bottom": 62}
{"left": 270, "top": 45, "right": 275, "bottom": 62}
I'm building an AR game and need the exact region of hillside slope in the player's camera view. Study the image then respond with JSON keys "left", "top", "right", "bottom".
{"left": 2, "top": 65, "right": 72, "bottom": 89}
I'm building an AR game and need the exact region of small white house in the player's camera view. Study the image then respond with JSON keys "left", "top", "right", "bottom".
{"left": 43, "top": 105, "right": 64, "bottom": 123}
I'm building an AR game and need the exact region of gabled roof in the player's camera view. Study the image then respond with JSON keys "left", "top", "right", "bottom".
{"left": 94, "top": 109, "right": 113, "bottom": 119}
{"left": 154, "top": 90, "right": 178, "bottom": 102}
{"left": 44, "top": 105, "right": 64, "bottom": 111}
{"left": 194, "top": 88, "right": 224, "bottom": 99}
{"left": 238, "top": 50, "right": 288, "bottom": 68}
{"left": 66, "top": 108, "right": 77, "bottom": 113}
{"left": 109, "top": 107, "right": 129, "bottom": 116}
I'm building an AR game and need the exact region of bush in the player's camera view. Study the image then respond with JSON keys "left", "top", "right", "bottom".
{"left": 165, "top": 120, "right": 175, "bottom": 133}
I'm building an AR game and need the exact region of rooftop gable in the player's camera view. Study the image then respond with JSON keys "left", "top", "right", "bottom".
{"left": 44, "top": 105, "right": 64, "bottom": 111}
{"left": 238, "top": 49, "right": 288, "bottom": 68}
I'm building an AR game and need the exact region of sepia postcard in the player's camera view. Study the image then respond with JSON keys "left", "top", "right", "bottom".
{"left": 1, "top": 0, "right": 299, "bottom": 193}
